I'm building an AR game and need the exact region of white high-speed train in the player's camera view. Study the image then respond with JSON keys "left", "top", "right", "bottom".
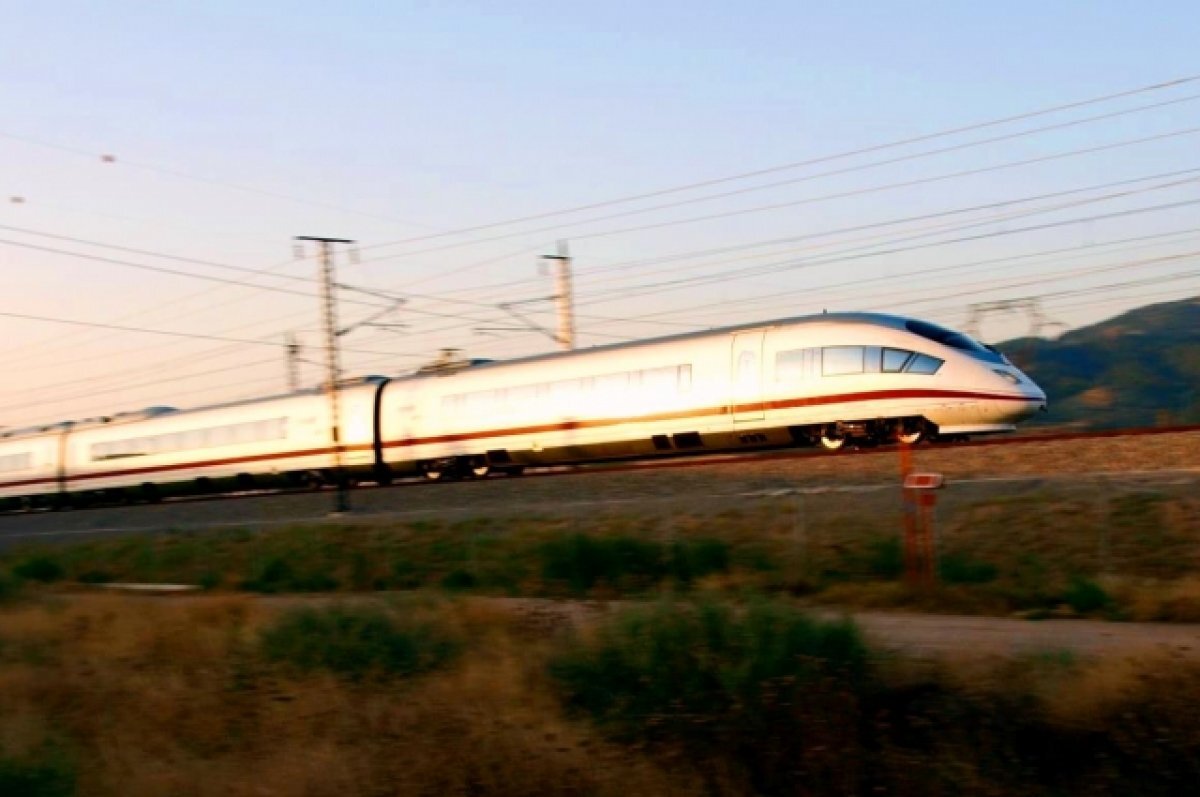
{"left": 0, "top": 312, "right": 1046, "bottom": 508}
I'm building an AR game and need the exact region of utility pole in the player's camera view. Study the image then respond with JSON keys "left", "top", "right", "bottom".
{"left": 472, "top": 241, "right": 577, "bottom": 349}
{"left": 542, "top": 240, "right": 575, "bottom": 351}
{"left": 295, "top": 236, "right": 354, "bottom": 514}
{"left": 285, "top": 332, "right": 301, "bottom": 392}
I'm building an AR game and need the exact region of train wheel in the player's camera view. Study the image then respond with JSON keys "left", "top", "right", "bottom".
{"left": 819, "top": 433, "right": 847, "bottom": 451}
{"left": 894, "top": 421, "right": 924, "bottom": 445}
{"left": 288, "top": 471, "right": 323, "bottom": 491}
{"left": 421, "top": 461, "right": 445, "bottom": 482}
{"left": 463, "top": 456, "right": 490, "bottom": 479}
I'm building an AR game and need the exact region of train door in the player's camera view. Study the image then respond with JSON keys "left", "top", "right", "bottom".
{"left": 731, "top": 331, "right": 765, "bottom": 422}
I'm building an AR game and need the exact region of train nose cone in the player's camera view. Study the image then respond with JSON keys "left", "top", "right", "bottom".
{"left": 1020, "top": 381, "right": 1048, "bottom": 420}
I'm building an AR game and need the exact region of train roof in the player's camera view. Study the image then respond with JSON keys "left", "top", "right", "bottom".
{"left": 1, "top": 311, "right": 956, "bottom": 438}
{"left": 389, "top": 310, "right": 919, "bottom": 382}
{"left": 0, "top": 377, "right": 390, "bottom": 439}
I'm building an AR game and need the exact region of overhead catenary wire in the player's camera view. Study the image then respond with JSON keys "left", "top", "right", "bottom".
{"left": 5, "top": 76, "right": 1199, "bottom": 427}
{"left": 358, "top": 74, "right": 1200, "bottom": 255}
{"left": 7, "top": 94, "right": 1190, "bottom": 355}
{"left": 571, "top": 169, "right": 1200, "bottom": 296}
{"left": 343, "top": 180, "right": 1200, "bottom": 347}
{"left": 0, "top": 130, "right": 437, "bottom": 231}
{"left": 0, "top": 309, "right": 410, "bottom": 357}
{"left": 571, "top": 195, "right": 1200, "bottom": 310}
{"left": 363, "top": 96, "right": 1200, "bottom": 270}
{"left": 395, "top": 154, "right": 1200, "bottom": 309}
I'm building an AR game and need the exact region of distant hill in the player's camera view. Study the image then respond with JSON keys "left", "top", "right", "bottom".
{"left": 996, "top": 296, "right": 1200, "bottom": 429}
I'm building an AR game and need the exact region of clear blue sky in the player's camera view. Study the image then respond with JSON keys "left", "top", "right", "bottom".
{"left": 2, "top": 1, "right": 1198, "bottom": 425}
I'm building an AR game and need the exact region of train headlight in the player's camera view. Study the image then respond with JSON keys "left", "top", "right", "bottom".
{"left": 992, "top": 369, "right": 1022, "bottom": 385}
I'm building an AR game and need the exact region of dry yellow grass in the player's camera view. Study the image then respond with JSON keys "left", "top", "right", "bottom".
{"left": 0, "top": 594, "right": 702, "bottom": 797}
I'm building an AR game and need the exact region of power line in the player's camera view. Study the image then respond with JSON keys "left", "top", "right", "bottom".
{"left": 367, "top": 93, "right": 1200, "bottom": 267}
{"left": 359, "top": 74, "right": 1200, "bottom": 255}
{"left": 0, "top": 129, "right": 435, "bottom": 230}
{"left": 0, "top": 237, "right": 391, "bottom": 308}
{"left": 0, "top": 223, "right": 324, "bottom": 288}
{"left": 0, "top": 309, "right": 407, "bottom": 356}
{"left": 328, "top": 189, "right": 1200, "bottom": 356}
{"left": 0, "top": 356, "right": 281, "bottom": 416}
{"left": 573, "top": 195, "right": 1200, "bottom": 308}
{"left": 572, "top": 168, "right": 1200, "bottom": 293}
{"left": 371, "top": 127, "right": 1200, "bottom": 308}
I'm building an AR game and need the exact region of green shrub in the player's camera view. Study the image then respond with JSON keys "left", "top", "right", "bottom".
{"left": 241, "top": 556, "right": 337, "bottom": 593}
{"left": 241, "top": 557, "right": 293, "bottom": 593}
{"left": 0, "top": 570, "right": 22, "bottom": 603}
{"left": 939, "top": 552, "right": 999, "bottom": 584}
{"left": 669, "top": 538, "right": 730, "bottom": 584}
{"left": 1065, "top": 577, "right": 1112, "bottom": 615}
{"left": 260, "top": 605, "right": 460, "bottom": 681}
{"left": 440, "top": 569, "right": 477, "bottom": 591}
{"left": 551, "top": 596, "right": 869, "bottom": 742}
{"left": 13, "top": 556, "right": 64, "bottom": 583}
{"left": 0, "top": 751, "right": 75, "bottom": 797}
{"left": 866, "top": 535, "right": 904, "bottom": 579}
{"left": 539, "top": 534, "right": 730, "bottom": 594}
{"left": 76, "top": 569, "right": 115, "bottom": 584}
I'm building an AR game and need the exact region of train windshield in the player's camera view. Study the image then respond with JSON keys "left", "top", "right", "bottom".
{"left": 905, "top": 319, "right": 1005, "bottom": 363}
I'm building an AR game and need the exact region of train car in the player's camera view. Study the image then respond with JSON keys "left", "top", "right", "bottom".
{"left": 0, "top": 379, "right": 385, "bottom": 506}
{"left": 0, "top": 423, "right": 71, "bottom": 509}
{"left": 0, "top": 312, "right": 1046, "bottom": 505}
{"left": 376, "top": 312, "right": 1047, "bottom": 479}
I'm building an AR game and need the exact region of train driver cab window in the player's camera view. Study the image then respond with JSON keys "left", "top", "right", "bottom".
{"left": 906, "top": 354, "right": 944, "bottom": 374}
{"left": 822, "top": 346, "right": 864, "bottom": 376}
{"left": 883, "top": 348, "right": 913, "bottom": 373}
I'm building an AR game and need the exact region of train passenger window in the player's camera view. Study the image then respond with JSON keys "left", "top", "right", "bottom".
{"left": 822, "top": 346, "right": 865, "bottom": 376}
{"left": 509, "top": 384, "right": 536, "bottom": 405}
{"left": 882, "top": 348, "right": 913, "bottom": 373}
{"left": 594, "top": 372, "right": 627, "bottom": 395}
{"left": 864, "top": 346, "right": 882, "bottom": 373}
{"left": 905, "top": 354, "right": 944, "bottom": 375}
{"left": 0, "top": 452, "right": 32, "bottom": 473}
{"left": 641, "top": 366, "right": 673, "bottom": 394}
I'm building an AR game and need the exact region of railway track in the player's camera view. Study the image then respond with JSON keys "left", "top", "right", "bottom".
{"left": 1, "top": 424, "right": 1198, "bottom": 548}
{"left": 2, "top": 423, "right": 1199, "bottom": 519}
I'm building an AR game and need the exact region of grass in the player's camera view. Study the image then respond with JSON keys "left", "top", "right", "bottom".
{"left": 0, "top": 594, "right": 700, "bottom": 797}
{"left": 260, "top": 604, "right": 461, "bottom": 680}
{"left": 0, "top": 482, "right": 1196, "bottom": 621}
{"left": 0, "top": 749, "right": 75, "bottom": 797}
{"left": 6, "top": 592, "right": 1200, "bottom": 795}
{"left": 551, "top": 595, "right": 868, "bottom": 734}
